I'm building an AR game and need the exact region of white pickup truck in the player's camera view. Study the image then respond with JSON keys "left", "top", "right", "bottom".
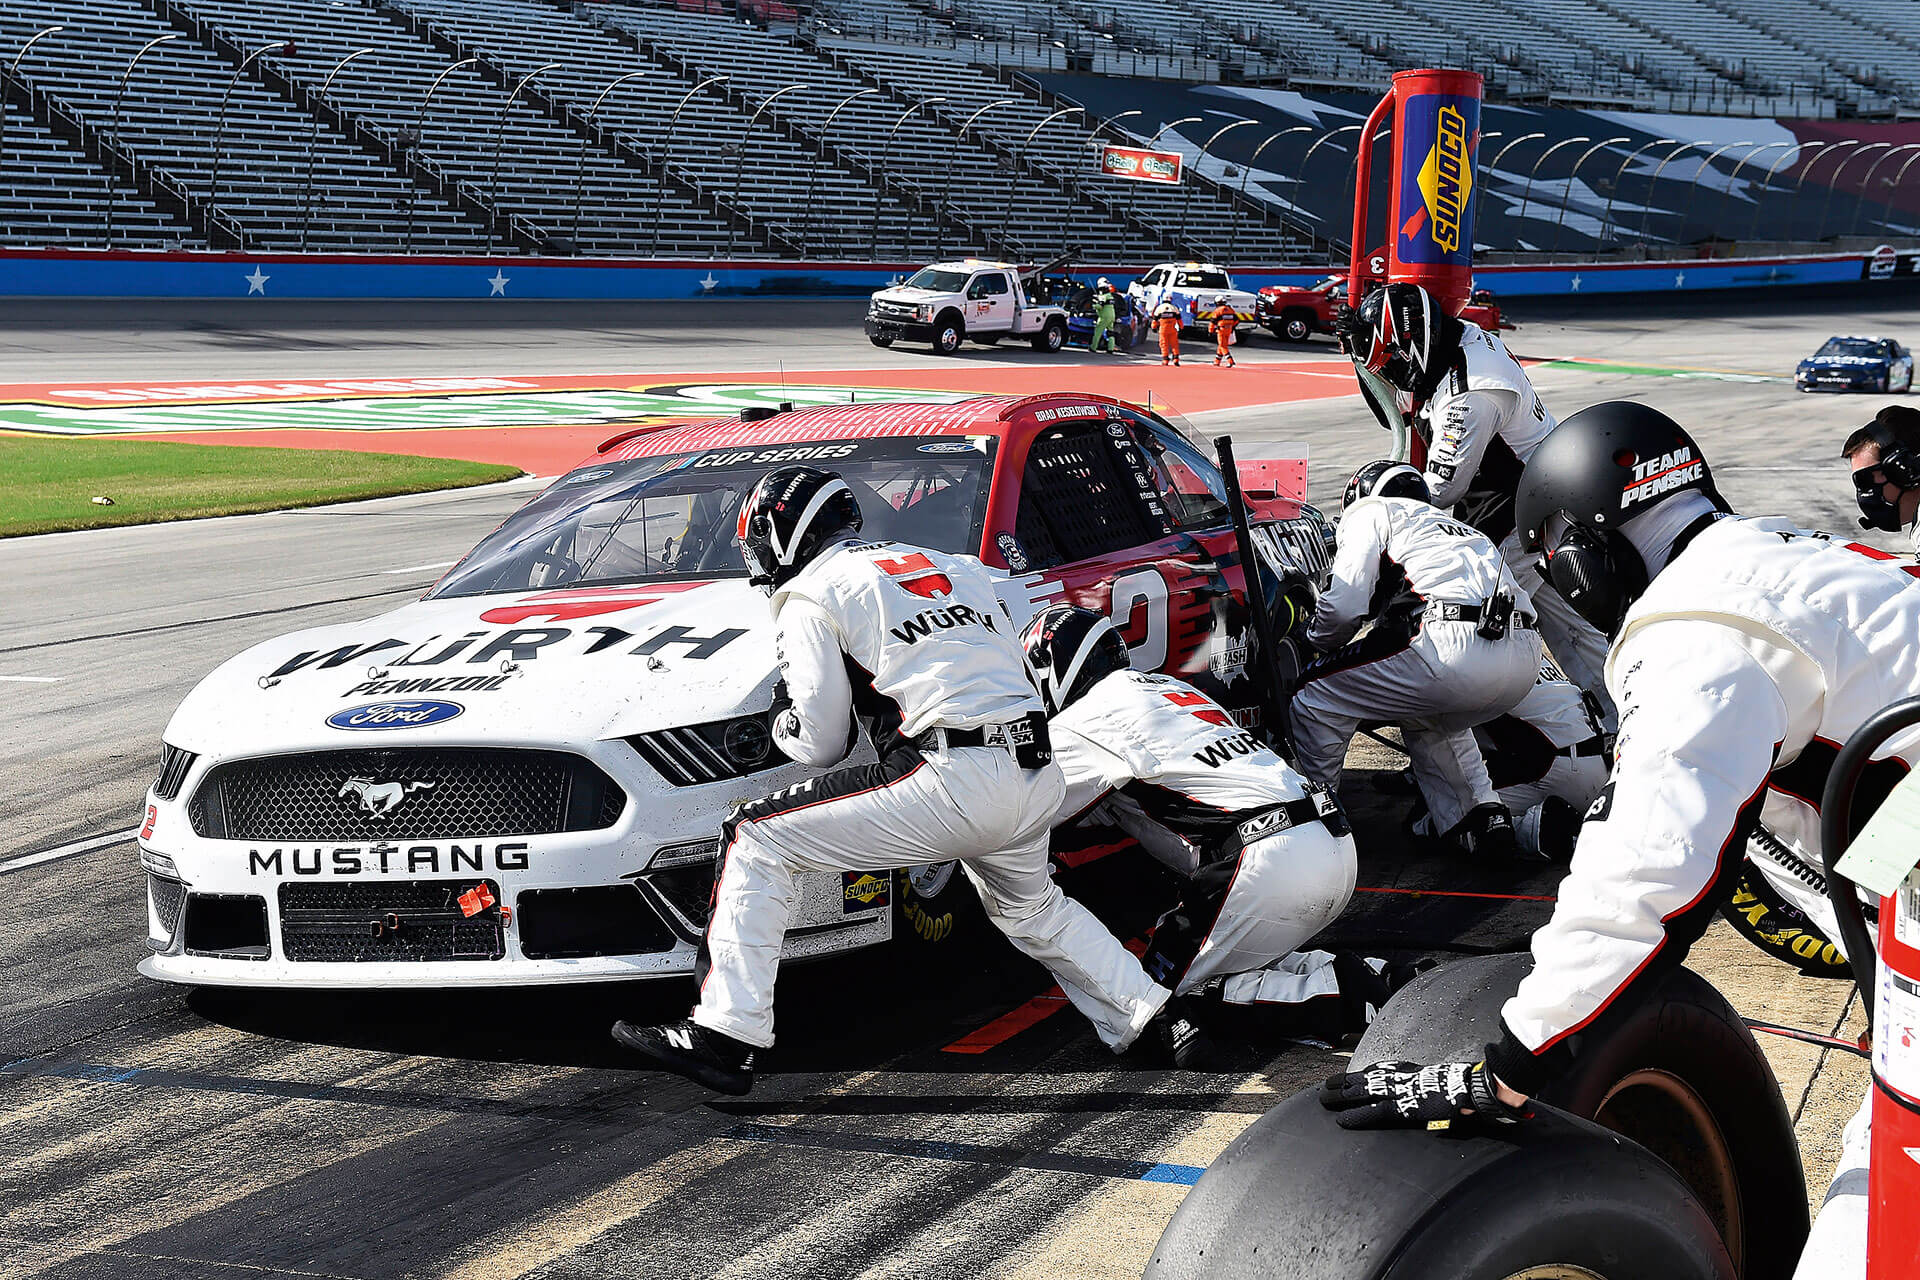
{"left": 865, "top": 257, "right": 1071, "bottom": 356}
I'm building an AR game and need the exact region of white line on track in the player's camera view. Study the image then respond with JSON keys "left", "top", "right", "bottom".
{"left": 382, "top": 560, "right": 456, "bottom": 575}
{"left": 2, "top": 828, "right": 137, "bottom": 874}
{"left": 0, "top": 675, "right": 62, "bottom": 682}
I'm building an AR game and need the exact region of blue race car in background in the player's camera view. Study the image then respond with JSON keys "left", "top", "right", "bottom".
{"left": 1041, "top": 277, "right": 1145, "bottom": 350}
{"left": 1795, "top": 335, "right": 1913, "bottom": 393}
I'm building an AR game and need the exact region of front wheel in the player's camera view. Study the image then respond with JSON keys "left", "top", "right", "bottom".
{"left": 1032, "top": 319, "right": 1066, "bottom": 353}
{"left": 894, "top": 862, "right": 984, "bottom": 956}
{"left": 932, "top": 317, "right": 964, "bottom": 356}
{"left": 1282, "top": 313, "right": 1313, "bottom": 343}
{"left": 869, "top": 334, "right": 894, "bottom": 348}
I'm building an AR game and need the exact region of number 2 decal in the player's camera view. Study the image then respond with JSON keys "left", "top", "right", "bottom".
{"left": 1163, "top": 689, "right": 1232, "bottom": 725}
{"left": 1109, "top": 567, "right": 1169, "bottom": 671}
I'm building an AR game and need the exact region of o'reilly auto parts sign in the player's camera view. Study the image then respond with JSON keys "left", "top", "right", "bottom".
{"left": 1100, "top": 145, "right": 1183, "bottom": 185}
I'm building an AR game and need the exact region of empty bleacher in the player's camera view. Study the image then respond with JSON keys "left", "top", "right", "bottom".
{"left": 0, "top": 99, "right": 193, "bottom": 248}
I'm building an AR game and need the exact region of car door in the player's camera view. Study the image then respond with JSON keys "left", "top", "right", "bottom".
{"left": 965, "top": 271, "right": 1012, "bottom": 332}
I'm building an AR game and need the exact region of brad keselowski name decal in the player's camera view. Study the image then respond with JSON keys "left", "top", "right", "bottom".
{"left": 248, "top": 842, "right": 530, "bottom": 876}
{"left": 1621, "top": 447, "right": 1704, "bottom": 508}
{"left": 272, "top": 622, "right": 748, "bottom": 680}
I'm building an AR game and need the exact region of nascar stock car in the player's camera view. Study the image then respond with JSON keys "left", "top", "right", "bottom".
{"left": 1127, "top": 263, "right": 1258, "bottom": 339}
{"left": 1794, "top": 334, "right": 1914, "bottom": 393}
{"left": 137, "top": 393, "right": 1333, "bottom": 989}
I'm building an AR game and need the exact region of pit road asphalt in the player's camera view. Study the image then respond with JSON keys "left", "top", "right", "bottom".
{"left": 1, "top": 294, "right": 1899, "bottom": 1279}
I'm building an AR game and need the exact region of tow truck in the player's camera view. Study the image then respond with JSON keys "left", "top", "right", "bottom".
{"left": 865, "top": 255, "right": 1072, "bottom": 356}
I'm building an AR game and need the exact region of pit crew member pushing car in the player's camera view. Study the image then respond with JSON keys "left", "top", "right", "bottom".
{"left": 1025, "top": 605, "right": 1398, "bottom": 1033}
{"left": 1844, "top": 405, "right": 1920, "bottom": 557}
{"left": 1290, "top": 462, "right": 1542, "bottom": 859}
{"left": 1321, "top": 401, "right": 1917, "bottom": 1280}
{"left": 612, "top": 467, "right": 1187, "bottom": 1093}
{"left": 1346, "top": 282, "right": 1616, "bottom": 732}
{"left": 1206, "top": 295, "right": 1238, "bottom": 368}
{"left": 1091, "top": 278, "right": 1120, "bottom": 355}
{"left": 1153, "top": 297, "right": 1183, "bottom": 366}
{"left": 1405, "top": 660, "right": 1608, "bottom": 862}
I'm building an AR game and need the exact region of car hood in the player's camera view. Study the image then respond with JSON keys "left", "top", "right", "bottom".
{"left": 1800, "top": 355, "right": 1886, "bottom": 369}
{"left": 873, "top": 287, "right": 945, "bottom": 304}
{"left": 164, "top": 580, "right": 778, "bottom": 758}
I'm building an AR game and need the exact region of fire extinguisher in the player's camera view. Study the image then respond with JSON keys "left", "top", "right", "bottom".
{"left": 1820, "top": 699, "right": 1920, "bottom": 1279}
{"left": 1343, "top": 69, "right": 1483, "bottom": 470}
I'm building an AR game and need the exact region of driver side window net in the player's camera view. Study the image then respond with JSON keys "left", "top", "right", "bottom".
{"left": 1016, "top": 423, "right": 1168, "bottom": 568}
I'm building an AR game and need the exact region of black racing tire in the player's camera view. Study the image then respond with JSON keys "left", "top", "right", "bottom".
{"left": 1146, "top": 1089, "right": 1734, "bottom": 1280}
{"left": 932, "top": 314, "right": 964, "bottom": 356}
{"left": 869, "top": 334, "right": 894, "bottom": 348}
{"left": 893, "top": 862, "right": 985, "bottom": 955}
{"left": 1032, "top": 319, "right": 1066, "bottom": 353}
{"left": 1280, "top": 311, "right": 1314, "bottom": 343}
{"left": 1352, "top": 953, "right": 1807, "bottom": 1280}
{"left": 1879, "top": 371, "right": 1891, "bottom": 393}
{"left": 1720, "top": 863, "right": 1852, "bottom": 979}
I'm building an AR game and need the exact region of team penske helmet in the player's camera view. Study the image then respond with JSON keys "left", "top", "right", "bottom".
{"left": 1344, "top": 460, "right": 1431, "bottom": 509}
{"left": 1021, "top": 604, "right": 1131, "bottom": 714}
{"left": 736, "top": 465, "right": 863, "bottom": 591}
{"left": 1514, "top": 401, "right": 1726, "bottom": 634}
{"left": 1351, "top": 282, "right": 1454, "bottom": 396}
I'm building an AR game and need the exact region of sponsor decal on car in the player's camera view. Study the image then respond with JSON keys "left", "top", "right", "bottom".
{"left": 326, "top": 700, "right": 465, "bottom": 730}
{"left": 270, "top": 622, "right": 748, "bottom": 680}
{"left": 917, "top": 441, "right": 975, "bottom": 454}
{"left": 995, "top": 531, "right": 1030, "bottom": 572}
{"left": 842, "top": 870, "right": 891, "bottom": 912}
{"left": 343, "top": 675, "right": 513, "bottom": 697}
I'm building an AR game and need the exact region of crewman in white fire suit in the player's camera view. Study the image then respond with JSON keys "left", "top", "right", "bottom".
{"left": 1024, "top": 605, "right": 1398, "bottom": 1033}
{"left": 613, "top": 466, "right": 1186, "bottom": 1093}
{"left": 1320, "top": 401, "right": 1914, "bottom": 1280}
{"left": 1406, "top": 661, "right": 1609, "bottom": 861}
{"left": 1290, "top": 461, "right": 1543, "bottom": 859}
{"left": 1346, "top": 281, "right": 1615, "bottom": 730}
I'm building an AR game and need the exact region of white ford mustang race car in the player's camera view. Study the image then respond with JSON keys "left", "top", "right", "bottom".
{"left": 138, "top": 392, "right": 1328, "bottom": 988}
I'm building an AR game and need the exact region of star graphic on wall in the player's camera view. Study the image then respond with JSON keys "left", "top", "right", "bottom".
{"left": 487, "top": 269, "right": 510, "bottom": 297}
{"left": 699, "top": 272, "right": 719, "bottom": 292}
{"left": 1673, "top": 271, "right": 1686, "bottom": 288}
{"left": 244, "top": 267, "right": 269, "bottom": 295}
{"left": 1569, "top": 274, "right": 1582, "bottom": 291}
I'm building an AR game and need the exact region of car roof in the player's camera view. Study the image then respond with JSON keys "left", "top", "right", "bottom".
{"left": 1822, "top": 335, "right": 1890, "bottom": 343}
{"left": 590, "top": 392, "right": 1145, "bottom": 463}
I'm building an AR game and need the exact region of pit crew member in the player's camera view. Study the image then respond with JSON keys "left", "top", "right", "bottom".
{"left": 1153, "top": 297, "right": 1183, "bottom": 366}
{"left": 1091, "top": 278, "right": 1120, "bottom": 354}
{"left": 1207, "top": 295, "right": 1239, "bottom": 368}
{"left": 1843, "top": 404, "right": 1920, "bottom": 556}
{"left": 1347, "top": 282, "right": 1615, "bottom": 731}
{"left": 1025, "top": 605, "right": 1395, "bottom": 1034}
{"left": 1290, "top": 461, "right": 1542, "bottom": 859}
{"left": 1405, "top": 660, "right": 1608, "bottom": 862}
{"left": 1320, "top": 401, "right": 1914, "bottom": 1280}
{"left": 612, "top": 467, "right": 1181, "bottom": 1093}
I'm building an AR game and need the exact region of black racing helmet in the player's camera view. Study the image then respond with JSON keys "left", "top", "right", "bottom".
{"left": 736, "top": 465, "right": 863, "bottom": 591}
{"left": 1514, "top": 401, "right": 1726, "bottom": 635}
{"left": 1021, "top": 604, "right": 1132, "bottom": 714}
{"left": 1344, "top": 459, "right": 1432, "bottom": 509}
{"left": 1350, "top": 282, "right": 1458, "bottom": 397}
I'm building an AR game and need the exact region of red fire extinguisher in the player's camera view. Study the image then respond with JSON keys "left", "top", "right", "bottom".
{"left": 1821, "top": 701, "right": 1920, "bottom": 1279}
{"left": 1344, "top": 68, "right": 1483, "bottom": 468}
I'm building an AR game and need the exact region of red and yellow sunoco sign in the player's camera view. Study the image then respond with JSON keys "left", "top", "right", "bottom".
{"left": 1099, "top": 145, "right": 1183, "bottom": 185}
{"left": 1388, "top": 68, "right": 1483, "bottom": 314}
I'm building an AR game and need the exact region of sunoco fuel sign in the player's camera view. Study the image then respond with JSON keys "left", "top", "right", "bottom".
{"left": 1395, "top": 94, "right": 1477, "bottom": 265}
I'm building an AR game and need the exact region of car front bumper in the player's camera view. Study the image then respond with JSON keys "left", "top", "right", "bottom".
{"left": 865, "top": 316, "right": 934, "bottom": 342}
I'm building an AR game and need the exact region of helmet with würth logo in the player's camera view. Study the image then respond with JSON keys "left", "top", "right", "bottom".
{"left": 1344, "top": 459, "right": 1431, "bottom": 509}
{"left": 1020, "top": 604, "right": 1131, "bottom": 714}
{"left": 736, "top": 465, "right": 863, "bottom": 591}
{"left": 1351, "top": 282, "right": 1458, "bottom": 397}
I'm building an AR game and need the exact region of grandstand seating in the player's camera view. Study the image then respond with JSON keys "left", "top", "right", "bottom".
{"left": 2, "top": 0, "right": 483, "bottom": 251}
{"left": 1719, "top": 0, "right": 1920, "bottom": 103}
{"left": 0, "top": 100, "right": 192, "bottom": 248}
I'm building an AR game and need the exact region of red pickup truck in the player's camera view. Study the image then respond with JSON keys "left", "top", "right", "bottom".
{"left": 1256, "top": 276, "right": 1510, "bottom": 343}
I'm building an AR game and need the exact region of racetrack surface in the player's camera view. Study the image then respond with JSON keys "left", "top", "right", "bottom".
{"left": 1, "top": 294, "right": 1897, "bottom": 1278}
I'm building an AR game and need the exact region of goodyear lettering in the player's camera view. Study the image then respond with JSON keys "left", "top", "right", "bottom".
{"left": 1417, "top": 105, "right": 1472, "bottom": 254}
{"left": 888, "top": 603, "right": 994, "bottom": 645}
{"left": 1193, "top": 730, "right": 1266, "bottom": 769}
{"left": 1620, "top": 447, "right": 1704, "bottom": 507}
{"left": 246, "top": 842, "right": 531, "bottom": 875}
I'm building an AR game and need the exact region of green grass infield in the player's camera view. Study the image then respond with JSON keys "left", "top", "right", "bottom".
{"left": 3, "top": 436, "right": 522, "bottom": 537}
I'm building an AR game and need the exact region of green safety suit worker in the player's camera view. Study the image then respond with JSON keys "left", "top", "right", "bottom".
{"left": 1090, "top": 278, "right": 1119, "bottom": 353}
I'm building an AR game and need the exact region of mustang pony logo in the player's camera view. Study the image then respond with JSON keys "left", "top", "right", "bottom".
{"left": 338, "top": 776, "right": 435, "bottom": 818}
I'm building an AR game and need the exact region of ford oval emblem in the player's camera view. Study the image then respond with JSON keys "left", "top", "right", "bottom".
{"left": 917, "top": 441, "right": 975, "bottom": 454}
{"left": 326, "top": 700, "right": 465, "bottom": 731}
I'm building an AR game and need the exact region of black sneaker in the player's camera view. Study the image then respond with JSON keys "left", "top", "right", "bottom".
{"left": 1330, "top": 950, "right": 1393, "bottom": 1031}
{"left": 611, "top": 1018, "right": 755, "bottom": 1095}
{"left": 1536, "top": 796, "right": 1579, "bottom": 863}
{"left": 1148, "top": 997, "right": 1218, "bottom": 1070}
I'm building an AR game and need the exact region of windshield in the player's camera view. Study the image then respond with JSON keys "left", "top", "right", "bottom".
{"left": 1816, "top": 338, "right": 1882, "bottom": 358}
{"left": 432, "top": 436, "right": 996, "bottom": 598}
{"left": 904, "top": 267, "right": 969, "bottom": 292}
{"left": 1177, "top": 270, "right": 1230, "bottom": 289}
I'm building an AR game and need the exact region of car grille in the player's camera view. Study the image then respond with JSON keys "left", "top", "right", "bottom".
{"left": 279, "top": 880, "right": 505, "bottom": 962}
{"left": 155, "top": 744, "right": 197, "bottom": 800}
{"left": 189, "top": 748, "right": 626, "bottom": 841}
{"left": 149, "top": 874, "right": 187, "bottom": 936}
{"left": 627, "top": 716, "right": 786, "bottom": 787}
{"left": 517, "top": 885, "right": 676, "bottom": 959}
{"left": 876, "top": 301, "right": 918, "bottom": 321}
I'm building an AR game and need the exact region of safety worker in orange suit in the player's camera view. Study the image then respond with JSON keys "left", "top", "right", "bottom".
{"left": 1207, "top": 295, "right": 1239, "bottom": 368}
{"left": 1153, "top": 297, "right": 1184, "bottom": 366}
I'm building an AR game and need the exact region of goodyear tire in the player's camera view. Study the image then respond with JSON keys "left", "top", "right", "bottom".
{"left": 1032, "top": 319, "right": 1066, "bottom": 353}
{"left": 1352, "top": 953, "right": 1807, "bottom": 1280}
{"left": 893, "top": 861, "right": 983, "bottom": 954}
{"left": 1146, "top": 1089, "right": 1734, "bottom": 1280}
{"left": 1719, "top": 863, "right": 1851, "bottom": 979}
{"left": 932, "top": 314, "right": 964, "bottom": 356}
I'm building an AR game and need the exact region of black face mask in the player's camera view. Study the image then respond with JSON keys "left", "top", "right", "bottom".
{"left": 1543, "top": 522, "right": 1649, "bottom": 636}
{"left": 1854, "top": 464, "right": 1907, "bottom": 533}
